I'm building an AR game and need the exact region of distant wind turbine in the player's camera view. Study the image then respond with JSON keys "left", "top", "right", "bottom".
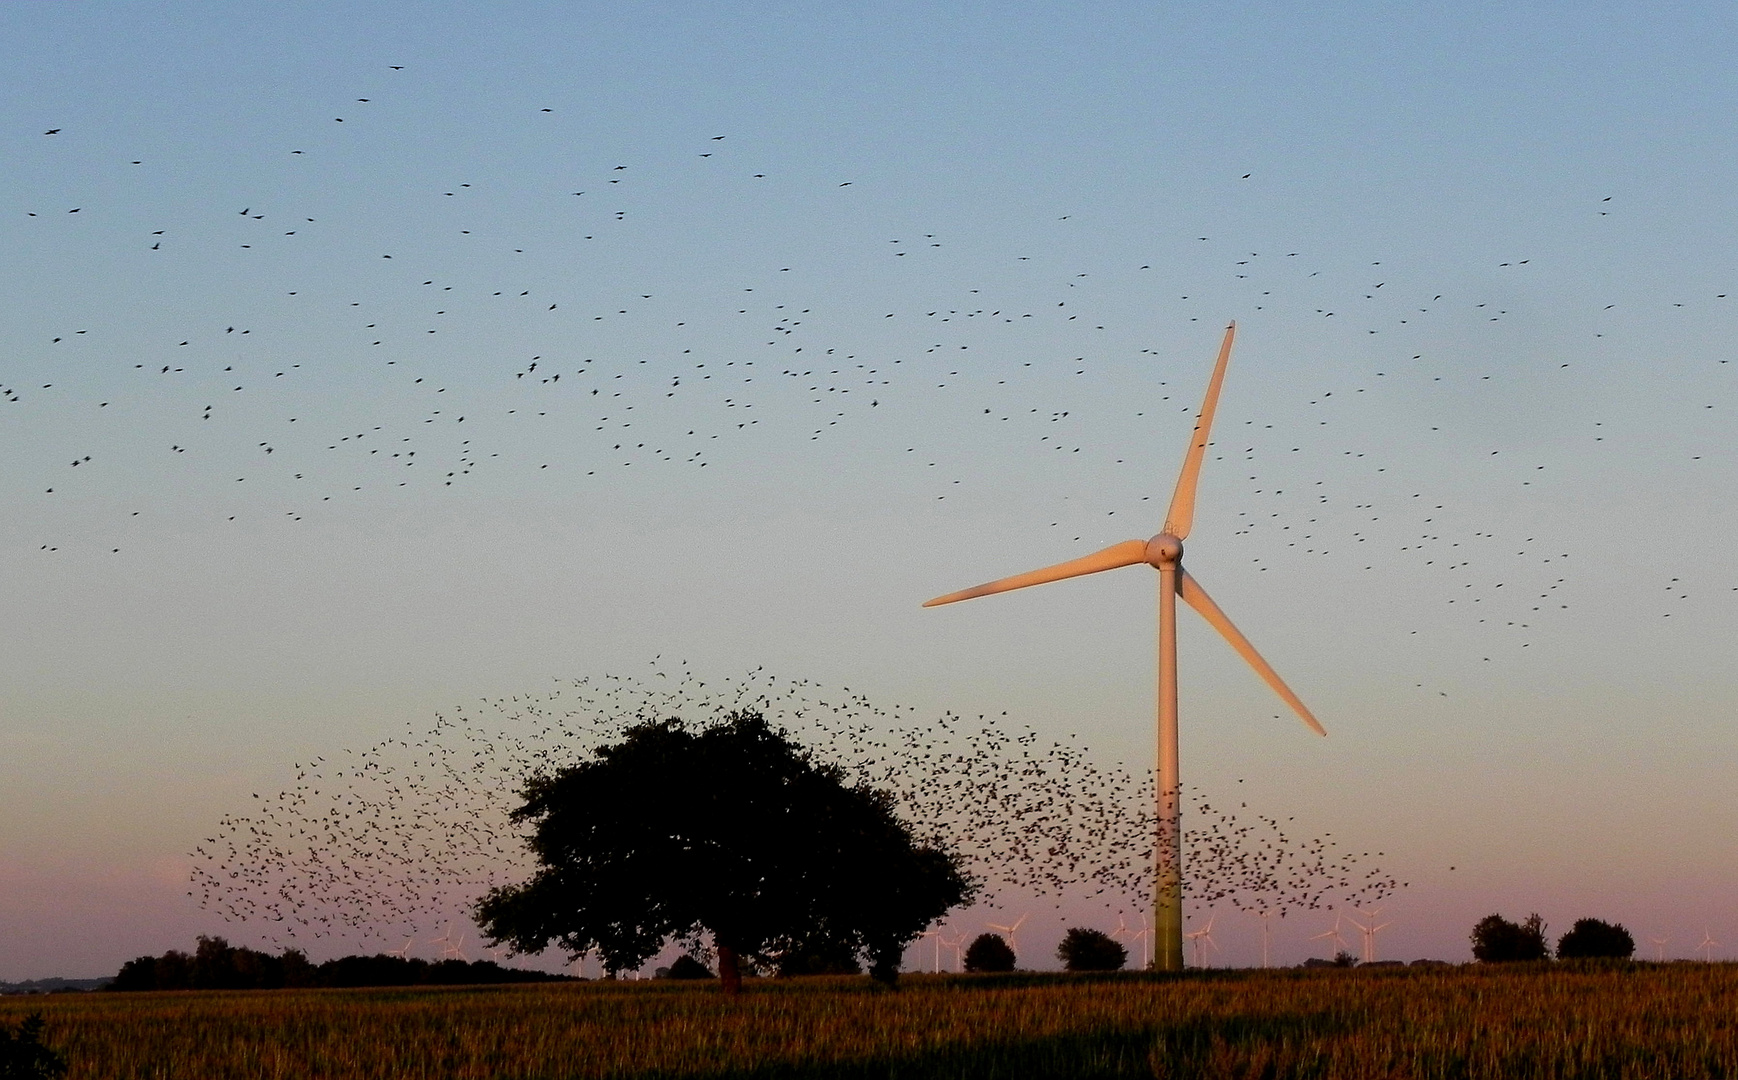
{"left": 1185, "top": 912, "right": 1219, "bottom": 969}
{"left": 1347, "top": 906, "right": 1392, "bottom": 963}
{"left": 434, "top": 923, "right": 467, "bottom": 961}
{"left": 1650, "top": 933, "right": 1670, "bottom": 963}
{"left": 1114, "top": 911, "right": 1152, "bottom": 969}
{"left": 1311, "top": 917, "right": 1349, "bottom": 958}
{"left": 938, "top": 929, "right": 967, "bottom": 972}
{"left": 918, "top": 928, "right": 943, "bottom": 973}
{"left": 1698, "top": 930, "right": 1719, "bottom": 963}
{"left": 986, "top": 913, "right": 1029, "bottom": 961}
{"left": 925, "top": 324, "right": 1329, "bottom": 970}
{"left": 1255, "top": 908, "right": 1276, "bottom": 968}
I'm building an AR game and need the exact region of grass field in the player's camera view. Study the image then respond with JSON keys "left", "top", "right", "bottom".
{"left": 5, "top": 963, "right": 1736, "bottom": 1079}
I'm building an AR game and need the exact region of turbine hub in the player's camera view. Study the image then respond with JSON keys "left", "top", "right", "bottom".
{"left": 1145, "top": 533, "right": 1183, "bottom": 566}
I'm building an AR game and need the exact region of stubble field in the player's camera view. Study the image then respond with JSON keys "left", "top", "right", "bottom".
{"left": 5, "top": 963, "right": 1736, "bottom": 1079}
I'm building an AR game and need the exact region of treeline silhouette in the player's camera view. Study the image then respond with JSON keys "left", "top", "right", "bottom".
{"left": 107, "top": 936, "right": 571, "bottom": 992}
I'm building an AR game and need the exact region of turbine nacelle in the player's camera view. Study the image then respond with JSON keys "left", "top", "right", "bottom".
{"left": 1145, "top": 533, "right": 1183, "bottom": 566}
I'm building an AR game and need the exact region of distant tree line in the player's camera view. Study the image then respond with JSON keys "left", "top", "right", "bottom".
{"left": 106, "top": 936, "right": 572, "bottom": 992}
{"left": 1471, "top": 914, "right": 1635, "bottom": 962}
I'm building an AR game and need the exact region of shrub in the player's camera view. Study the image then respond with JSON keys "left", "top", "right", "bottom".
{"left": 1557, "top": 918, "right": 1635, "bottom": 960}
{"left": 0, "top": 1013, "right": 68, "bottom": 1080}
{"left": 963, "top": 933, "right": 1015, "bottom": 973}
{"left": 662, "top": 955, "right": 715, "bottom": 980}
{"left": 1471, "top": 913, "right": 1549, "bottom": 962}
{"left": 1057, "top": 928, "right": 1126, "bottom": 972}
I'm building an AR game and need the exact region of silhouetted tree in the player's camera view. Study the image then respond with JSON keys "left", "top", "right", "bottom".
{"left": 1471, "top": 913, "right": 1549, "bottom": 962}
{"left": 660, "top": 955, "right": 715, "bottom": 980}
{"left": 1057, "top": 927, "right": 1127, "bottom": 971}
{"left": 964, "top": 933, "right": 1016, "bottom": 973}
{"left": 1557, "top": 918, "right": 1635, "bottom": 960}
{"left": 0, "top": 1013, "right": 67, "bottom": 1080}
{"left": 474, "top": 711, "right": 973, "bottom": 991}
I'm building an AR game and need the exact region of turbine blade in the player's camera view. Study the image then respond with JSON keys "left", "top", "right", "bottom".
{"left": 1176, "top": 567, "right": 1326, "bottom": 735}
{"left": 1163, "top": 322, "right": 1236, "bottom": 540}
{"left": 923, "top": 539, "right": 1149, "bottom": 607}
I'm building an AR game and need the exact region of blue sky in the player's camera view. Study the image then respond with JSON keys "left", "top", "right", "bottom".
{"left": 3, "top": 1, "right": 1737, "bottom": 977}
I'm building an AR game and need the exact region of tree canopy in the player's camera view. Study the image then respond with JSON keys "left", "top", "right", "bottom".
{"left": 1471, "top": 913, "right": 1549, "bottom": 962}
{"left": 474, "top": 710, "right": 973, "bottom": 989}
{"left": 963, "top": 933, "right": 1016, "bottom": 972}
{"left": 1057, "top": 927, "right": 1127, "bottom": 971}
{"left": 1557, "top": 918, "right": 1635, "bottom": 960}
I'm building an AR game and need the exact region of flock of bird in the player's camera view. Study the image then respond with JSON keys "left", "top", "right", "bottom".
{"left": 191, "top": 668, "right": 1398, "bottom": 955}
{"left": 11, "top": 64, "right": 1732, "bottom": 678}
{"left": 12, "top": 64, "right": 1730, "bottom": 954}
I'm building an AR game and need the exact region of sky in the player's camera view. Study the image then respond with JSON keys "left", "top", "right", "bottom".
{"left": 3, "top": 1, "right": 1737, "bottom": 979}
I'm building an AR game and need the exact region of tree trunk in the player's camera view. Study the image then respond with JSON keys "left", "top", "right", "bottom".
{"left": 717, "top": 944, "right": 742, "bottom": 995}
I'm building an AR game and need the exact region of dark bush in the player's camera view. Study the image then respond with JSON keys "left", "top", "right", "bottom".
{"left": 0, "top": 1012, "right": 67, "bottom": 1079}
{"left": 662, "top": 955, "right": 715, "bottom": 980}
{"left": 1557, "top": 918, "right": 1635, "bottom": 960}
{"left": 963, "top": 933, "right": 1015, "bottom": 973}
{"left": 1057, "top": 928, "right": 1127, "bottom": 972}
{"left": 1471, "top": 913, "right": 1549, "bottom": 962}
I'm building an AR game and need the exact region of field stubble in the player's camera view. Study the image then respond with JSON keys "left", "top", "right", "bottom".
{"left": 3, "top": 963, "right": 1735, "bottom": 1079}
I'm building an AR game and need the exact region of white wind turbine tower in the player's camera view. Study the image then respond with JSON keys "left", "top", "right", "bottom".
{"left": 1311, "top": 917, "right": 1349, "bottom": 960}
{"left": 1132, "top": 912, "right": 1152, "bottom": 969}
{"left": 918, "top": 928, "right": 943, "bottom": 974}
{"left": 1650, "top": 933, "right": 1670, "bottom": 963}
{"left": 1112, "top": 914, "right": 1134, "bottom": 963}
{"left": 1347, "top": 907, "right": 1391, "bottom": 963}
{"left": 1185, "top": 912, "right": 1219, "bottom": 969}
{"left": 939, "top": 930, "right": 967, "bottom": 973}
{"left": 986, "top": 913, "right": 1029, "bottom": 962}
{"left": 388, "top": 937, "right": 414, "bottom": 960}
{"left": 1698, "top": 930, "right": 1719, "bottom": 963}
{"left": 925, "top": 324, "right": 1329, "bottom": 971}
{"left": 1252, "top": 909, "right": 1277, "bottom": 968}
{"left": 1114, "top": 912, "right": 1152, "bottom": 969}
{"left": 434, "top": 923, "right": 467, "bottom": 962}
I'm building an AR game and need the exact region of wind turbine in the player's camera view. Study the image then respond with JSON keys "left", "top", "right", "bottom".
{"left": 939, "top": 929, "right": 967, "bottom": 972}
{"left": 1114, "top": 911, "right": 1152, "bottom": 969}
{"left": 1347, "top": 907, "right": 1391, "bottom": 963}
{"left": 925, "top": 323, "right": 1328, "bottom": 971}
{"left": 918, "top": 928, "right": 943, "bottom": 973}
{"left": 388, "top": 936, "right": 415, "bottom": 960}
{"left": 1650, "top": 933, "right": 1669, "bottom": 963}
{"left": 1254, "top": 908, "right": 1275, "bottom": 968}
{"left": 1185, "top": 912, "right": 1219, "bottom": 969}
{"left": 1698, "top": 930, "right": 1719, "bottom": 963}
{"left": 986, "top": 913, "right": 1029, "bottom": 962}
{"left": 435, "top": 923, "right": 467, "bottom": 962}
{"left": 1311, "top": 917, "right": 1349, "bottom": 960}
